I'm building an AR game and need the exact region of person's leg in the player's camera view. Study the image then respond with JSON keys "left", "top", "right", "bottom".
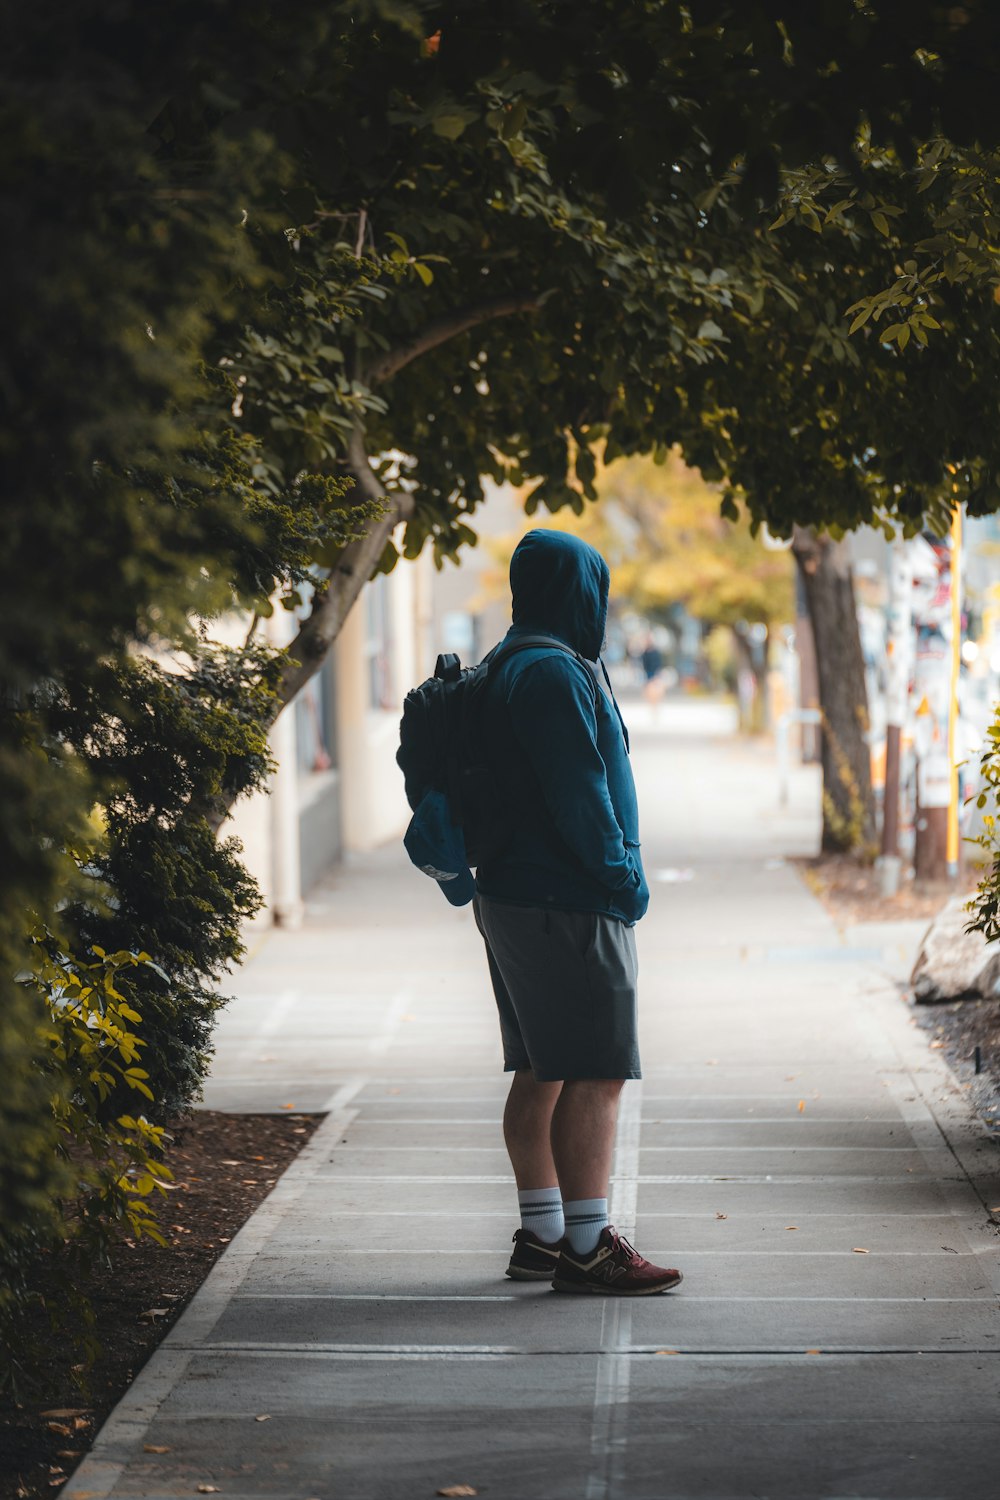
{"left": 503, "top": 1071, "right": 566, "bottom": 1273}
{"left": 549, "top": 1077, "right": 683, "bottom": 1294}
{"left": 551, "top": 1077, "right": 623, "bottom": 1252}
{"left": 503, "top": 1069, "right": 563, "bottom": 1189}
{"left": 550, "top": 1078, "right": 624, "bottom": 1199}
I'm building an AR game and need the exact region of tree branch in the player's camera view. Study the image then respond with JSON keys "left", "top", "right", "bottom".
{"left": 271, "top": 427, "right": 406, "bottom": 716}
{"left": 366, "top": 290, "right": 550, "bottom": 385}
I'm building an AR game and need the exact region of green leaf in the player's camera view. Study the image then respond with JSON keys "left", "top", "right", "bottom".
{"left": 432, "top": 114, "right": 470, "bottom": 140}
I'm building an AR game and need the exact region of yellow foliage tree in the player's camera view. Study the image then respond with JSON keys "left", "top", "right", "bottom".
{"left": 474, "top": 449, "right": 794, "bottom": 726}
{"left": 584, "top": 451, "right": 795, "bottom": 636}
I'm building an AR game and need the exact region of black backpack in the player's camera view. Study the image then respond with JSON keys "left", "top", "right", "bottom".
{"left": 397, "top": 633, "right": 592, "bottom": 867}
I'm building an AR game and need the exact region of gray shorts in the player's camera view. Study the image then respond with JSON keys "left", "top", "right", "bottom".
{"left": 473, "top": 894, "right": 641, "bottom": 1082}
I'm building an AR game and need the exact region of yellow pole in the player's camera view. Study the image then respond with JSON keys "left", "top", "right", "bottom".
{"left": 947, "top": 504, "right": 963, "bottom": 877}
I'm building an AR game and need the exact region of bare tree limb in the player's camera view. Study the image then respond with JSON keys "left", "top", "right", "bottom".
{"left": 270, "top": 427, "right": 407, "bottom": 717}
{"left": 366, "top": 291, "right": 549, "bottom": 385}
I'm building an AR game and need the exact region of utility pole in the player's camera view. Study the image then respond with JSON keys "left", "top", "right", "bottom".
{"left": 879, "top": 540, "right": 913, "bottom": 896}
{"left": 946, "top": 504, "right": 964, "bottom": 880}
{"left": 912, "top": 521, "right": 962, "bottom": 884}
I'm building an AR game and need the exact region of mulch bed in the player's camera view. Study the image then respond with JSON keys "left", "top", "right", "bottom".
{"left": 0, "top": 1110, "right": 321, "bottom": 1500}
{"left": 911, "top": 995, "right": 1000, "bottom": 1133}
{"left": 790, "top": 851, "right": 980, "bottom": 928}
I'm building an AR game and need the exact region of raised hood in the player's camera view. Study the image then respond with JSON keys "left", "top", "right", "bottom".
{"left": 509, "top": 529, "right": 609, "bottom": 661}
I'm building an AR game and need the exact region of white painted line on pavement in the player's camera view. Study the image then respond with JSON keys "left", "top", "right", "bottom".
{"left": 354, "top": 1115, "right": 915, "bottom": 1125}
{"left": 321, "top": 1074, "right": 367, "bottom": 1113}
{"left": 232, "top": 1292, "right": 520, "bottom": 1301}
{"left": 300, "top": 1207, "right": 957, "bottom": 1219}
{"left": 617, "top": 1295, "right": 994, "bottom": 1303}
{"left": 191, "top": 1350, "right": 542, "bottom": 1362}
{"left": 136, "top": 1342, "right": 1000, "bottom": 1362}
{"left": 306, "top": 1172, "right": 959, "bottom": 1184}
{"left": 242, "top": 1246, "right": 980, "bottom": 1257}
{"left": 586, "top": 1079, "right": 643, "bottom": 1500}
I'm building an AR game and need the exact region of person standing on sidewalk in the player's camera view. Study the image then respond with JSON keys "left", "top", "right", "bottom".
{"left": 474, "top": 529, "right": 683, "bottom": 1296}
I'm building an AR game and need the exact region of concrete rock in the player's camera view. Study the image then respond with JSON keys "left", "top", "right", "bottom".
{"left": 909, "top": 896, "right": 1000, "bottom": 1003}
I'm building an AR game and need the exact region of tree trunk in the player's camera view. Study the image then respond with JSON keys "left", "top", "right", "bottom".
{"left": 791, "top": 526, "right": 876, "bottom": 854}
{"left": 731, "top": 627, "right": 765, "bottom": 733}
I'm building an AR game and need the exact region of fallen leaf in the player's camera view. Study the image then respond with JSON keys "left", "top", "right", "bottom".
{"left": 40, "top": 1409, "right": 89, "bottom": 1419}
{"left": 785, "top": 1225, "right": 799, "bottom": 1231}
{"left": 705, "top": 1058, "right": 718, "bottom": 1066}
{"left": 56, "top": 1451, "right": 82, "bottom": 1459}
{"left": 140, "top": 1308, "right": 169, "bottom": 1320}
{"left": 654, "top": 1348, "right": 680, "bottom": 1355}
{"left": 143, "top": 1445, "right": 171, "bottom": 1454}
{"left": 797, "top": 1100, "right": 806, "bottom": 1113}
{"left": 436, "top": 1489, "right": 477, "bottom": 1498}
{"left": 196, "top": 1488, "right": 221, "bottom": 1495}
{"left": 221, "top": 1160, "right": 242, "bottom": 1167}
{"left": 852, "top": 1247, "right": 869, "bottom": 1254}
{"left": 388, "top": 1088, "right": 401, "bottom": 1095}
{"left": 254, "top": 1414, "right": 271, "bottom": 1422}
{"left": 930, "top": 1040, "right": 944, "bottom": 1050}
{"left": 72, "top": 1418, "right": 89, "bottom": 1431}
{"left": 714, "top": 1212, "right": 728, "bottom": 1220}
{"left": 804, "top": 1348, "right": 822, "bottom": 1355}
{"left": 281, "top": 1103, "right": 296, "bottom": 1109}
{"left": 47, "top": 1421, "right": 72, "bottom": 1436}
{"left": 785, "top": 1074, "right": 796, "bottom": 1081}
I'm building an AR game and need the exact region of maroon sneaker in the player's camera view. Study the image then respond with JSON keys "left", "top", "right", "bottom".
{"left": 506, "top": 1228, "right": 564, "bottom": 1281}
{"left": 551, "top": 1226, "right": 683, "bottom": 1296}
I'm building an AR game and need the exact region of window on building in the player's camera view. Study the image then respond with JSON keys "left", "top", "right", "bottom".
{"left": 294, "top": 658, "right": 337, "bottom": 775}
{"left": 365, "top": 576, "right": 394, "bottom": 710}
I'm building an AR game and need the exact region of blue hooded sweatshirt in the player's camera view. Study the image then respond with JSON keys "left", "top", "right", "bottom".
{"left": 475, "top": 529, "right": 649, "bottom": 924}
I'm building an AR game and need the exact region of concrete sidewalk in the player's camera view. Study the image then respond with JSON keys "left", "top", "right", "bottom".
{"left": 68, "top": 701, "right": 1000, "bottom": 1500}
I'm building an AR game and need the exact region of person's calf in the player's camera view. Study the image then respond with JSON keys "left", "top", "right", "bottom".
{"left": 550, "top": 1076, "right": 625, "bottom": 1203}
{"left": 503, "top": 1070, "right": 562, "bottom": 1188}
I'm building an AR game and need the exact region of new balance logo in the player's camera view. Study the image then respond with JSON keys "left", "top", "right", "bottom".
{"left": 589, "top": 1256, "right": 628, "bottom": 1283}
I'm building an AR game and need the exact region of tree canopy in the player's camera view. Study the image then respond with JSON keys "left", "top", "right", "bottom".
{"left": 7, "top": 0, "right": 1000, "bottom": 1369}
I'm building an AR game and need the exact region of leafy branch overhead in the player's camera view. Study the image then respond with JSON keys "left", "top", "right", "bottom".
{"left": 6, "top": 0, "right": 1000, "bottom": 1370}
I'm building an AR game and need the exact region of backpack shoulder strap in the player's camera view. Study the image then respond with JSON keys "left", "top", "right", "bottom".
{"left": 488, "top": 633, "right": 599, "bottom": 704}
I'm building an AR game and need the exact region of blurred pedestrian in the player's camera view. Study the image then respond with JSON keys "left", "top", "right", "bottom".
{"left": 640, "top": 632, "right": 666, "bottom": 707}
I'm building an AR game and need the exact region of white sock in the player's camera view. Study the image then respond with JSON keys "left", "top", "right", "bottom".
{"left": 564, "top": 1197, "right": 609, "bottom": 1255}
{"left": 518, "top": 1187, "right": 564, "bottom": 1244}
